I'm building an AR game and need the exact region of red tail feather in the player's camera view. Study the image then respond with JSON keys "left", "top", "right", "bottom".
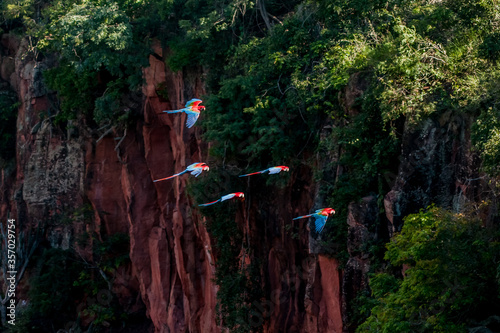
{"left": 199, "top": 199, "right": 221, "bottom": 207}
{"left": 239, "top": 171, "right": 263, "bottom": 177}
{"left": 153, "top": 174, "right": 179, "bottom": 182}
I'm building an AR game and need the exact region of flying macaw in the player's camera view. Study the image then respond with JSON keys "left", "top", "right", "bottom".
{"left": 199, "top": 192, "right": 245, "bottom": 207}
{"left": 293, "top": 208, "right": 336, "bottom": 234}
{"left": 239, "top": 166, "right": 289, "bottom": 177}
{"left": 162, "top": 98, "right": 205, "bottom": 128}
{"left": 153, "top": 163, "right": 209, "bottom": 183}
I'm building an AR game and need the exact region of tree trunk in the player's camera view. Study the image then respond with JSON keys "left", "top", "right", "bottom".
{"left": 257, "top": 0, "right": 272, "bottom": 31}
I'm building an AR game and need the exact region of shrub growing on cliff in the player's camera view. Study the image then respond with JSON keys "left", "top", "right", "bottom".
{"left": 24, "top": 248, "right": 82, "bottom": 331}
{"left": 358, "top": 206, "right": 500, "bottom": 332}
{"left": 473, "top": 101, "right": 500, "bottom": 176}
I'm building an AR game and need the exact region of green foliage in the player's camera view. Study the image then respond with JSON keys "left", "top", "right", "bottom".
{"left": 26, "top": 248, "right": 83, "bottom": 331}
{"left": 10, "top": 0, "right": 153, "bottom": 125}
{"left": 358, "top": 207, "right": 500, "bottom": 332}
{"left": 39, "top": 1, "right": 133, "bottom": 74}
{"left": 15, "top": 216, "right": 130, "bottom": 331}
{"left": 473, "top": 97, "right": 500, "bottom": 176}
{"left": 201, "top": 10, "right": 326, "bottom": 164}
{"left": 7, "top": 0, "right": 500, "bottom": 156}
{"left": 1, "top": 0, "right": 35, "bottom": 21}
{"left": 93, "top": 232, "right": 131, "bottom": 273}
{"left": 72, "top": 232, "right": 131, "bottom": 327}
{"left": 0, "top": 0, "right": 40, "bottom": 37}
{"left": 43, "top": 62, "right": 98, "bottom": 122}
{"left": 479, "top": 32, "right": 500, "bottom": 61}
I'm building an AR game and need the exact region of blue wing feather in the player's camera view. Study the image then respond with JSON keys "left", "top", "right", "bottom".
{"left": 191, "top": 168, "right": 202, "bottom": 177}
{"left": 186, "top": 113, "right": 200, "bottom": 128}
{"left": 312, "top": 215, "right": 327, "bottom": 233}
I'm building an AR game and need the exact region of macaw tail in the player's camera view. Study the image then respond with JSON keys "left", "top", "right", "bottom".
{"left": 239, "top": 171, "right": 264, "bottom": 177}
{"left": 199, "top": 199, "right": 221, "bottom": 207}
{"left": 293, "top": 214, "right": 312, "bottom": 220}
{"left": 153, "top": 170, "right": 187, "bottom": 182}
{"left": 153, "top": 174, "right": 179, "bottom": 182}
{"left": 162, "top": 109, "right": 183, "bottom": 114}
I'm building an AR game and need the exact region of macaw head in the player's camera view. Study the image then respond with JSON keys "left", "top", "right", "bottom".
{"left": 199, "top": 105, "right": 206, "bottom": 111}
{"left": 235, "top": 192, "right": 245, "bottom": 200}
{"left": 201, "top": 163, "right": 209, "bottom": 171}
{"left": 325, "top": 208, "right": 336, "bottom": 216}
{"left": 283, "top": 166, "right": 290, "bottom": 172}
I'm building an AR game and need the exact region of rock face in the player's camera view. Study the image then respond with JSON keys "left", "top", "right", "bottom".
{"left": 342, "top": 196, "right": 379, "bottom": 333}
{"left": 384, "top": 113, "right": 484, "bottom": 236}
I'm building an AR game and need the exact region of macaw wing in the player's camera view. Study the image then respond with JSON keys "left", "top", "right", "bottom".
{"left": 267, "top": 167, "right": 281, "bottom": 174}
{"left": 312, "top": 214, "right": 328, "bottom": 233}
{"left": 186, "top": 113, "right": 200, "bottom": 128}
{"left": 185, "top": 99, "right": 203, "bottom": 108}
{"left": 221, "top": 193, "right": 236, "bottom": 202}
{"left": 186, "top": 163, "right": 200, "bottom": 170}
{"left": 190, "top": 168, "right": 202, "bottom": 177}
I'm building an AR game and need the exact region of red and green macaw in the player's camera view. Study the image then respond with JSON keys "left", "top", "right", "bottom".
{"left": 239, "top": 166, "right": 289, "bottom": 177}
{"left": 199, "top": 192, "right": 245, "bottom": 207}
{"left": 153, "top": 163, "right": 209, "bottom": 183}
{"left": 162, "top": 98, "right": 205, "bottom": 128}
{"left": 293, "top": 208, "right": 335, "bottom": 233}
